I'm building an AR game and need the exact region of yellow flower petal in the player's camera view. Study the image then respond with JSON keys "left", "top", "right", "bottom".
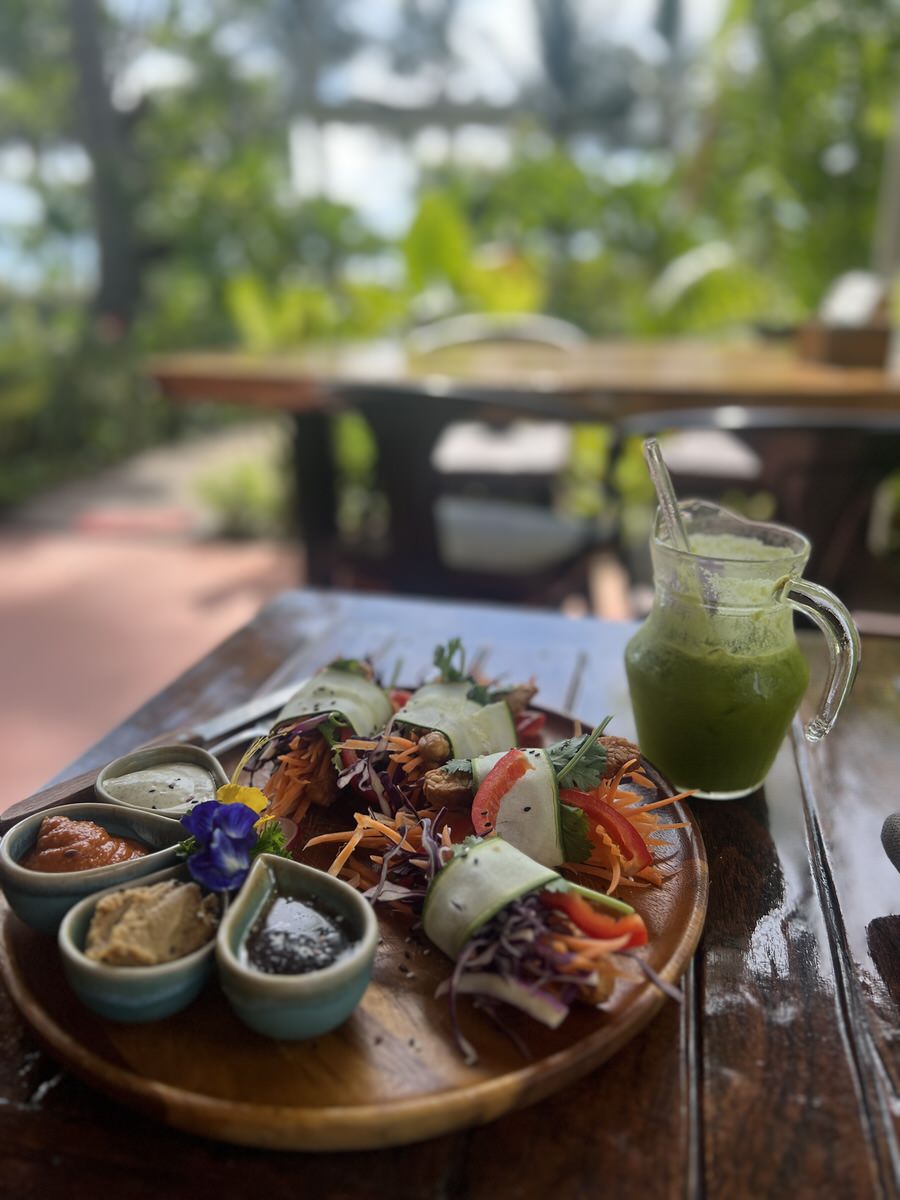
{"left": 216, "top": 783, "right": 269, "bottom": 814}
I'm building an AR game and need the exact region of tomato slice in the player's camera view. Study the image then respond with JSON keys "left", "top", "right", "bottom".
{"left": 390, "top": 688, "right": 413, "bottom": 710}
{"left": 515, "top": 709, "right": 546, "bottom": 746}
{"left": 471, "top": 749, "right": 534, "bottom": 835}
{"left": 540, "top": 889, "right": 648, "bottom": 947}
{"left": 560, "top": 788, "right": 653, "bottom": 872}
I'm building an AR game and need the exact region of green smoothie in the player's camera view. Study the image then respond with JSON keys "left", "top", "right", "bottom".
{"left": 625, "top": 627, "right": 809, "bottom": 794}
{"left": 625, "top": 529, "right": 811, "bottom": 796}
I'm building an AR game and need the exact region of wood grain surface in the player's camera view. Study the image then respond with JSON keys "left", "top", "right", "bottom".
{"left": 0, "top": 590, "right": 898, "bottom": 1199}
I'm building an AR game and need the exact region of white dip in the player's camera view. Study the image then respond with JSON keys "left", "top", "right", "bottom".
{"left": 103, "top": 762, "right": 218, "bottom": 813}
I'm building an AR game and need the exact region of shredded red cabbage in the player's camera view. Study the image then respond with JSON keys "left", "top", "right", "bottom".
{"left": 365, "top": 811, "right": 451, "bottom": 905}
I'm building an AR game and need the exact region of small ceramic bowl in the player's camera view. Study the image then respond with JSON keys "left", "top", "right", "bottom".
{"left": 94, "top": 744, "right": 229, "bottom": 819}
{"left": 216, "top": 854, "right": 378, "bottom": 1040}
{"left": 58, "top": 864, "right": 221, "bottom": 1022}
{"left": 0, "top": 802, "right": 185, "bottom": 934}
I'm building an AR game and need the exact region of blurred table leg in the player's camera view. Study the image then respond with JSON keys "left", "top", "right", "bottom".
{"left": 293, "top": 411, "right": 337, "bottom": 586}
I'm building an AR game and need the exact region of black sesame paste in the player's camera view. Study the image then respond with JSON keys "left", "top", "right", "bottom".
{"left": 244, "top": 892, "right": 355, "bottom": 975}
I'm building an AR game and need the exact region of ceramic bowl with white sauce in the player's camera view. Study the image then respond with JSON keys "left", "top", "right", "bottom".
{"left": 94, "top": 745, "right": 229, "bottom": 819}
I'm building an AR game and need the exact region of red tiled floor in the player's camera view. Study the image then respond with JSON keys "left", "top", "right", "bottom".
{"left": 1, "top": 531, "right": 302, "bottom": 807}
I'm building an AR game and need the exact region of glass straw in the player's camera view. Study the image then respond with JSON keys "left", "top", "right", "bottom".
{"left": 642, "top": 438, "right": 692, "bottom": 552}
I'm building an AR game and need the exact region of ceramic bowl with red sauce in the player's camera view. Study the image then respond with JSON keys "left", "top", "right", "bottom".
{"left": 0, "top": 802, "right": 185, "bottom": 934}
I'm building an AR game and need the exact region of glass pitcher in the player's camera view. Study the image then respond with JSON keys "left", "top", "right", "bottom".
{"left": 624, "top": 500, "right": 860, "bottom": 800}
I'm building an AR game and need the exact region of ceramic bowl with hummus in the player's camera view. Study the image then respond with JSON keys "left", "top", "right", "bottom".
{"left": 216, "top": 854, "right": 378, "bottom": 1040}
{"left": 94, "top": 744, "right": 229, "bottom": 819}
{"left": 58, "top": 863, "right": 222, "bottom": 1022}
{"left": 0, "top": 802, "right": 185, "bottom": 933}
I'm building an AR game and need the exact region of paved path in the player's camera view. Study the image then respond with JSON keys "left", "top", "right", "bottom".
{"left": 1, "top": 422, "right": 302, "bottom": 807}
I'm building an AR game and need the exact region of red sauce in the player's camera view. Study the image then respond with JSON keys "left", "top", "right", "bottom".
{"left": 19, "top": 815, "right": 149, "bottom": 873}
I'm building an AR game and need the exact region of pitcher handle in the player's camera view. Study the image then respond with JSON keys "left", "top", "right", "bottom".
{"left": 779, "top": 578, "right": 861, "bottom": 743}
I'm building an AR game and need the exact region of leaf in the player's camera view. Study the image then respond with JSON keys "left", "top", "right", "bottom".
{"left": 433, "top": 638, "right": 468, "bottom": 682}
{"left": 329, "top": 658, "right": 369, "bottom": 678}
{"left": 251, "top": 819, "right": 290, "bottom": 860}
{"left": 442, "top": 758, "right": 474, "bottom": 779}
{"left": 560, "top": 805, "right": 593, "bottom": 864}
{"left": 549, "top": 717, "right": 612, "bottom": 789}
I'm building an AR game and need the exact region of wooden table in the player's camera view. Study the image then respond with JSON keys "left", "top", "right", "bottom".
{"left": 2, "top": 590, "right": 898, "bottom": 1198}
{"left": 149, "top": 340, "right": 900, "bottom": 599}
{"left": 149, "top": 339, "right": 900, "bottom": 413}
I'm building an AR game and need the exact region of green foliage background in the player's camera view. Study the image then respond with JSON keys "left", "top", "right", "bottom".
{"left": 1, "top": 0, "right": 899, "bottom": 510}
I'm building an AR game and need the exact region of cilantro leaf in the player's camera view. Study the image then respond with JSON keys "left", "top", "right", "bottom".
{"left": 560, "top": 804, "right": 594, "bottom": 863}
{"left": 549, "top": 717, "right": 613, "bottom": 789}
{"left": 442, "top": 757, "right": 474, "bottom": 779}
{"left": 466, "top": 683, "right": 492, "bottom": 705}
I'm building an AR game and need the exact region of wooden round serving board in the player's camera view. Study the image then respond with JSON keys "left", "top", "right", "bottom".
{"left": 0, "top": 710, "right": 708, "bottom": 1152}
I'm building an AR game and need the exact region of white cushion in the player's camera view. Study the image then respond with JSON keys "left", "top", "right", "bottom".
{"left": 662, "top": 431, "right": 761, "bottom": 481}
{"left": 431, "top": 421, "right": 572, "bottom": 475}
{"left": 435, "top": 496, "right": 589, "bottom": 574}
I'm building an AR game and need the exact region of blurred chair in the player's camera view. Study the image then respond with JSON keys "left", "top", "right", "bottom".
{"left": 649, "top": 427, "right": 763, "bottom": 499}
{"left": 618, "top": 405, "right": 900, "bottom": 605}
{"left": 415, "top": 312, "right": 585, "bottom": 509}
{"left": 335, "top": 314, "right": 612, "bottom": 607}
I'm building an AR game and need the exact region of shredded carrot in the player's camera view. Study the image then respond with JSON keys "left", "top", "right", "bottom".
{"left": 327, "top": 828, "right": 365, "bottom": 877}
{"left": 623, "top": 791, "right": 692, "bottom": 812}
{"left": 557, "top": 933, "right": 632, "bottom": 956}
{"left": 262, "top": 733, "right": 335, "bottom": 824}
{"left": 304, "top": 829, "right": 363, "bottom": 847}
{"left": 566, "top": 861, "right": 653, "bottom": 888}
{"left": 628, "top": 770, "right": 654, "bottom": 789}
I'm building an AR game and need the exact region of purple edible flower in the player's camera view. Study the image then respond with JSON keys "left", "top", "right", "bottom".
{"left": 180, "top": 800, "right": 259, "bottom": 892}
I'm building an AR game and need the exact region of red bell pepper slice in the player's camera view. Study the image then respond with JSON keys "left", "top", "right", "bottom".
{"left": 471, "top": 749, "right": 534, "bottom": 836}
{"left": 560, "top": 788, "right": 653, "bottom": 873}
{"left": 515, "top": 709, "right": 547, "bottom": 747}
{"left": 540, "top": 889, "right": 648, "bottom": 947}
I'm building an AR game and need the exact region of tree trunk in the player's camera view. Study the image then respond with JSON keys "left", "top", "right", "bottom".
{"left": 66, "top": 0, "right": 142, "bottom": 328}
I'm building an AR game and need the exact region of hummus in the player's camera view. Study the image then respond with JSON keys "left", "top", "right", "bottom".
{"left": 85, "top": 880, "right": 220, "bottom": 966}
{"left": 103, "top": 763, "right": 218, "bottom": 814}
{"left": 20, "top": 815, "right": 148, "bottom": 873}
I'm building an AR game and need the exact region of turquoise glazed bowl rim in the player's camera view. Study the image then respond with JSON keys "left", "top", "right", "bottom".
{"left": 0, "top": 802, "right": 184, "bottom": 894}
{"left": 94, "top": 744, "right": 229, "bottom": 818}
{"left": 58, "top": 863, "right": 222, "bottom": 986}
{"left": 216, "top": 854, "right": 378, "bottom": 995}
